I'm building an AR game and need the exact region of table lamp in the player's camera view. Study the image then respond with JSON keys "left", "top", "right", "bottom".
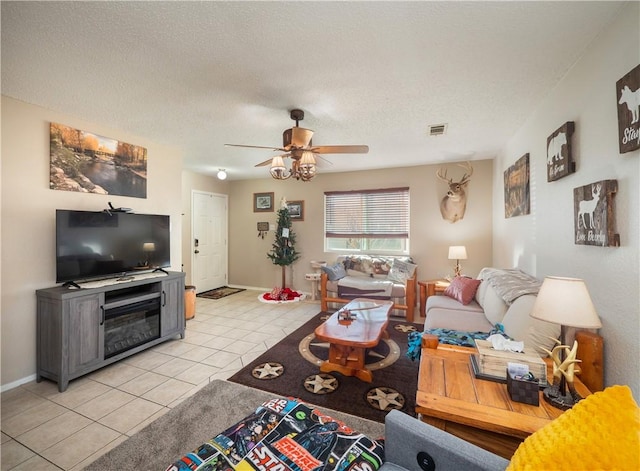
{"left": 448, "top": 246, "right": 467, "bottom": 277}
{"left": 142, "top": 242, "right": 156, "bottom": 267}
{"left": 530, "top": 276, "right": 602, "bottom": 410}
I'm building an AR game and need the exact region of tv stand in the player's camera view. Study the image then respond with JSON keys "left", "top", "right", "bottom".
{"left": 116, "top": 275, "right": 135, "bottom": 282}
{"left": 36, "top": 271, "right": 185, "bottom": 392}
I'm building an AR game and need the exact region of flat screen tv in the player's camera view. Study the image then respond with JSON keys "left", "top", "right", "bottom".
{"left": 56, "top": 209, "right": 171, "bottom": 283}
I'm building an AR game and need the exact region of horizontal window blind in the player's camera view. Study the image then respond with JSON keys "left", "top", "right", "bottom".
{"left": 325, "top": 187, "right": 409, "bottom": 238}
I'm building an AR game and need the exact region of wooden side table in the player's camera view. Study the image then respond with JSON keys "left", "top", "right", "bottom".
{"left": 305, "top": 273, "right": 321, "bottom": 300}
{"left": 418, "top": 279, "right": 450, "bottom": 318}
{"left": 415, "top": 345, "right": 590, "bottom": 459}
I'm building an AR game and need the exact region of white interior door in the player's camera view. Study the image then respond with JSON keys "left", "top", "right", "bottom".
{"left": 192, "top": 191, "right": 228, "bottom": 293}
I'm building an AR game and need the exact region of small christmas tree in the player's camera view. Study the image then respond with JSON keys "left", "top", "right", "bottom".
{"left": 267, "top": 198, "right": 301, "bottom": 288}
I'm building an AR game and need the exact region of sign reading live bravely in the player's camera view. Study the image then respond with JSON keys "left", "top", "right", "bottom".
{"left": 617, "top": 64, "right": 640, "bottom": 154}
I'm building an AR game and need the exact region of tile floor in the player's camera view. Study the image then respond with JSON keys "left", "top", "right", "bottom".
{"left": 0, "top": 289, "right": 323, "bottom": 470}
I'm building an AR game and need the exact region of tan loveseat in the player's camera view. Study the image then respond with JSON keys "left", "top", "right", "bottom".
{"left": 424, "top": 267, "right": 561, "bottom": 353}
{"left": 320, "top": 255, "right": 417, "bottom": 322}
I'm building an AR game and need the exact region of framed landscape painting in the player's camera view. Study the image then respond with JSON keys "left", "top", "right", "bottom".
{"left": 253, "top": 192, "right": 274, "bottom": 212}
{"left": 503, "top": 154, "right": 530, "bottom": 218}
{"left": 287, "top": 200, "right": 304, "bottom": 221}
{"left": 49, "top": 122, "right": 147, "bottom": 198}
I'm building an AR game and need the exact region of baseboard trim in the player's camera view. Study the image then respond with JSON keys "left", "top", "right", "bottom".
{"left": 1, "top": 374, "right": 37, "bottom": 392}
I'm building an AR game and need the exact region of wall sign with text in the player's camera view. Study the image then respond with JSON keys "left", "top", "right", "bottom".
{"left": 616, "top": 64, "right": 640, "bottom": 154}
{"left": 547, "top": 121, "right": 576, "bottom": 182}
{"left": 573, "top": 179, "right": 619, "bottom": 247}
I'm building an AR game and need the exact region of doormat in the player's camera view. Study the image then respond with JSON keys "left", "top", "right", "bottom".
{"left": 197, "top": 286, "right": 245, "bottom": 300}
{"left": 228, "top": 312, "right": 421, "bottom": 423}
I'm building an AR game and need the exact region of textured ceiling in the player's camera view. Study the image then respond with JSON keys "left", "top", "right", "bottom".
{"left": 1, "top": 1, "right": 625, "bottom": 180}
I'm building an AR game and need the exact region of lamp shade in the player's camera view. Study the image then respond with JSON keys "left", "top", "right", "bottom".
{"left": 142, "top": 242, "right": 156, "bottom": 252}
{"left": 270, "top": 155, "right": 288, "bottom": 179}
{"left": 300, "top": 151, "right": 316, "bottom": 166}
{"left": 448, "top": 246, "right": 467, "bottom": 260}
{"left": 270, "top": 155, "right": 286, "bottom": 169}
{"left": 530, "top": 276, "right": 602, "bottom": 328}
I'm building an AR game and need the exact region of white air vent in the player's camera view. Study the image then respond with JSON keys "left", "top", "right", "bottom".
{"left": 428, "top": 123, "right": 447, "bottom": 136}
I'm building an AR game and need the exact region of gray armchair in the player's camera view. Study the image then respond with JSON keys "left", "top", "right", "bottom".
{"left": 380, "top": 410, "right": 509, "bottom": 471}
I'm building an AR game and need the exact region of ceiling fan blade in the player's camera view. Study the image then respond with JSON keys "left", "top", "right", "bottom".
{"left": 255, "top": 158, "right": 274, "bottom": 167}
{"left": 310, "top": 145, "right": 369, "bottom": 154}
{"left": 225, "top": 144, "right": 286, "bottom": 152}
{"left": 316, "top": 154, "right": 334, "bottom": 166}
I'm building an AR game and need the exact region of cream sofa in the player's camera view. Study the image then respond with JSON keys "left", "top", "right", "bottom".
{"left": 320, "top": 255, "right": 417, "bottom": 322}
{"left": 424, "top": 267, "right": 560, "bottom": 353}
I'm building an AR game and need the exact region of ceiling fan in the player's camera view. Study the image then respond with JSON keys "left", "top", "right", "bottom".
{"left": 225, "top": 109, "right": 369, "bottom": 181}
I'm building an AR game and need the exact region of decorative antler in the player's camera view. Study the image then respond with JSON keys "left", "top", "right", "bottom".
{"left": 540, "top": 338, "right": 582, "bottom": 383}
{"left": 436, "top": 162, "right": 473, "bottom": 185}
{"left": 436, "top": 167, "right": 451, "bottom": 183}
{"left": 458, "top": 161, "right": 474, "bottom": 186}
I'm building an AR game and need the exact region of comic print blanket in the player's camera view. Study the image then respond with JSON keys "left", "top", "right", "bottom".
{"left": 165, "top": 397, "right": 385, "bottom": 471}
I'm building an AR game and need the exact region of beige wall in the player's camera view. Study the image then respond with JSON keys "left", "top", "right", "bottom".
{"left": 227, "top": 160, "right": 494, "bottom": 294}
{"left": 492, "top": 2, "right": 639, "bottom": 398}
{"left": 1, "top": 96, "right": 184, "bottom": 389}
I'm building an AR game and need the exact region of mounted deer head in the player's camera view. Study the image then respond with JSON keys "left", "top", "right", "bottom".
{"left": 436, "top": 161, "right": 473, "bottom": 223}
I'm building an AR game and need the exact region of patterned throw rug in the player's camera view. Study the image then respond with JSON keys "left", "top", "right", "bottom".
{"left": 197, "top": 286, "right": 246, "bottom": 300}
{"left": 228, "top": 312, "right": 421, "bottom": 423}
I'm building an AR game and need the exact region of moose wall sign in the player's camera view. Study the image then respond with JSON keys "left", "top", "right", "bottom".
{"left": 573, "top": 180, "right": 619, "bottom": 247}
{"left": 436, "top": 161, "right": 473, "bottom": 223}
{"left": 547, "top": 121, "right": 576, "bottom": 182}
{"left": 616, "top": 64, "right": 640, "bottom": 154}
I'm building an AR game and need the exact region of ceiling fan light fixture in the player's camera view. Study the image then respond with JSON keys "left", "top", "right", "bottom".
{"left": 270, "top": 155, "right": 290, "bottom": 180}
{"left": 300, "top": 166, "right": 316, "bottom": 181}
{"left": 300, "top": 152, "right": 316, "bottom": 171}
{"left": 298, "top": 151, "right": 317, "bottom": 181}
{"left": 300, "top": 151, "right": 316, "bottom": 165}
{"left": 227, "top": 109, "right": 367, "bottom": 182}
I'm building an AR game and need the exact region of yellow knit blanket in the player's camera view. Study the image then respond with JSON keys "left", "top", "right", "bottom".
{"left": 508, "top": 385, "right": 640, "bottom": 470}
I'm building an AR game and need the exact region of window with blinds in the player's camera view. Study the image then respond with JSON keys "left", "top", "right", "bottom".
{"left": 324, "top": 187, "right": 410, "bottom": 253}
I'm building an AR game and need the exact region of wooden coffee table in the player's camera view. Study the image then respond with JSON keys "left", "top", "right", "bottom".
{"left": 415, "top": 341, "right": 591, "bottom": 459}
{"left": 314, "top": 298, "right": 393, "bottom": 382}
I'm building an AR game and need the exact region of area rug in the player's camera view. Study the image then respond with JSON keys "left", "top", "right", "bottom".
{"left": 84, "top": 380, "right": 384, "bottom": 471}
{"left": 197, "top": 286, "right": 245, "bottom": 300}
{"left": 228, "top": 312, "right": 421, "bottom": 423}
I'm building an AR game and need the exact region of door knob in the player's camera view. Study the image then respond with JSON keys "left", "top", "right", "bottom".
{"left": 194, "top": 249, "right": 200, "bottom": 254}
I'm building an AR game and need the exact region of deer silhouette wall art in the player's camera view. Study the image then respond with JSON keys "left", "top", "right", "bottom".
{"left": 573, "top": 180, "right": 620, "bottom": 247}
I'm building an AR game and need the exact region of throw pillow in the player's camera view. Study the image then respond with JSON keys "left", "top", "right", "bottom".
{"left": 321, "top": 263, "right": 347, "bottom": 281}
{"left": 388, "top": 258, "right": 417, "bottom": 283}
{"left": 443, "top": 276, "right": 481, "bottom": 305}
{"left": 507, "top": 385, "right": 640, "bottom": 471}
